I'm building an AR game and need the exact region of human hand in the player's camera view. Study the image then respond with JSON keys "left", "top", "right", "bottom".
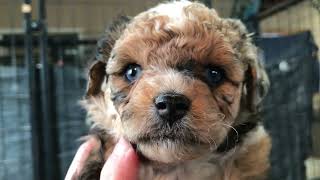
{"left": 65, "top": 137, "right": 139, "bottom": 180}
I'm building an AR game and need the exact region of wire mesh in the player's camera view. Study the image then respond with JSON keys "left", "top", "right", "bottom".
{"left": 52, "top": 43, "right": 92, "bottom": 179}
{"left": 0, "top": 37, "right": 33, "bottom": 180}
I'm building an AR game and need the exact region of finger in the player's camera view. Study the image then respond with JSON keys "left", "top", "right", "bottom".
{"left": 100, "top": 138, "right": 139, "bottom": 180}
{"left": 65, "top": 138, "right": 99, "bottom": 180}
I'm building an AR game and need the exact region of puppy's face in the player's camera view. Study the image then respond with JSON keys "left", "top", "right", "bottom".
{"left": 85, "top": 2, "right": 269, "bottom": 164}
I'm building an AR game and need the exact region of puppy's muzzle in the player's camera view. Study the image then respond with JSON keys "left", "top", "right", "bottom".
{"left": 154, "top": 92, "right": 190, "bottom": 125}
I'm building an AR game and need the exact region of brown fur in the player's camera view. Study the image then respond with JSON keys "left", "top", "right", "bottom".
{"left": 234, "top": 135, "right": 271, "bottom": 179}
{"left": 79, "top": 1, "right": 271, "bottom": 180}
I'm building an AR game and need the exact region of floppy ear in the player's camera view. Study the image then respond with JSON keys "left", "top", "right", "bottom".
{"left": 221, "top": 19, "right": 270, "bottom": 112}
{"left": 244, "top": 57, "right": 270, "bottom": 112}
{"left": 86, "top": 60, "right": 107, "bottom": 97}
{"left": 85, "top": 15, "right": 131, "bottom": 98}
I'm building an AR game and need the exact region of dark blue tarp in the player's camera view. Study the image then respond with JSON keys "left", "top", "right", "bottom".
{"left": 256, "top": 31, "right": 319, "bottom": 180}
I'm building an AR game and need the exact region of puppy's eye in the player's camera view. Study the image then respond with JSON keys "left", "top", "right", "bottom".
{"left": 206, "top": 67, "right": 225, "bottom": 85}
{"left": 124, "top": 64, "right": 142, "bottom": 82}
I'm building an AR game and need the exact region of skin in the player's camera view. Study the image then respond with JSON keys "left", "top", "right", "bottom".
{"left": 65, "top": 138, "right": 139, "bottom": 180}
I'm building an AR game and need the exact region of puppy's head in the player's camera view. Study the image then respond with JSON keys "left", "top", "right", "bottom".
{"left": 84, "top": 1, "right": 269, "bottom": 164}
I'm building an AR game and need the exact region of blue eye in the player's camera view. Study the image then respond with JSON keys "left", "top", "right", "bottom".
{"left": 124, "top": 64, "right": 142, "bottom": 82}
{"left": 206, "top": 67, "right": 225, "bottom": 85}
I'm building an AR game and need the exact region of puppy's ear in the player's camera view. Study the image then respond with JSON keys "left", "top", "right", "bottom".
{"left": 221, "top": 19, "right": 269, "bottom": 112}
{"left": 86, "top": 60, "right": 107, "bottom": 97}
{"left": 244, "top": 58, "right": 270, "bottom": 112}
{"left": 85, "top": 15, "right": 131, "bottom": 98}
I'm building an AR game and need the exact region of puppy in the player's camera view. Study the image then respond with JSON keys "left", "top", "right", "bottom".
{"left": 80, "top": 1, "right": 271, "bottom": 180}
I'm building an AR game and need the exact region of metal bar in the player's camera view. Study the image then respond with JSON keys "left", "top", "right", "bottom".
{"left": 257, "top": 0, "right": 303, "bottom": 20}
{"left": 22, "top": 1, "right": 43, "bottom": 180}
{"left": 230, "top": 0, "right": 238, "bottom": 18}
{"left": 0, "top": 37, "right": 98, "bottom": 46}
{"left": 38, "top": 0, "right": 60, "bottom": 179}
{"left": 201, "top": 0, "right": 212, "bottom": 8}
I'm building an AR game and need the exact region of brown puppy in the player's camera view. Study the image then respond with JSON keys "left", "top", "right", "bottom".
{"left": 80, "top": 1, "right": 271, "bottom": 179}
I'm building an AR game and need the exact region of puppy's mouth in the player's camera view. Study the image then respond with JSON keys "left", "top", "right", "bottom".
{"left": 129, "top": 122, "right": 203, "bottom": 146}
{"left": 129, "top": 130, "right": 204, "bottom": 157}
{"left": 135, "top": 133, "right": 199, "bottom": 144}
{"left": 129, "top": 135, "right": 198, "bottom": 163}
{"left": 129, "top": 132, "right": 209, "bottom": 164}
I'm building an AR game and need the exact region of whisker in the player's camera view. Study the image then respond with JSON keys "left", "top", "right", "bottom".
{"left": 218, "top": 123, "right": 239, "bottom": 142}
{"left": 207, "top": 136, "right": 218, "bottom": 151}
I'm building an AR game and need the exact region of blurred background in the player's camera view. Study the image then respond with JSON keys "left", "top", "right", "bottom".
{"left": 0, "top": 0, "right": 319, "bottom": 180}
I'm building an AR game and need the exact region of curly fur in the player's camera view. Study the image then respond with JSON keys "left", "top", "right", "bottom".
{"left": 79, "top": 1, "right": 271, "bottom": 180}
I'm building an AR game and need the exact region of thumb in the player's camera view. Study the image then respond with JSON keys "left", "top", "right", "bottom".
{"left": 100, "top": 138, "right": 139, "bottom": 180}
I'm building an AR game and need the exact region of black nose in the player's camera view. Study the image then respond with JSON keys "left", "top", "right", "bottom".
{"left": 154, "top": 92, "right": 190, "bottom": 123}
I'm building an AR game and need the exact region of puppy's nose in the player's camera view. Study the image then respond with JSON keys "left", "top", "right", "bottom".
{"left": 154, "top": 92, "right": 190, "bottom": 122}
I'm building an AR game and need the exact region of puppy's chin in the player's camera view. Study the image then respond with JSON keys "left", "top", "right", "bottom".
{"left": 135, "top": 140, "right": 210, "bottom": 164}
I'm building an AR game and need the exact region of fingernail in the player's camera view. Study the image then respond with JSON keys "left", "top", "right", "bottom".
{"left": 113, "top": 137, "right": 131, "bottom": 157}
